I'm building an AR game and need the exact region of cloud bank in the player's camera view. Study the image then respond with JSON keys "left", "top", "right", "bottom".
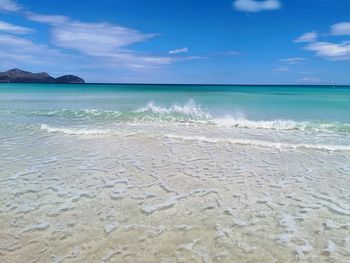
{"left": 294, "top": 32, "right": 317, "bottom": 43}
{"left": 306, "top": 42, "right": 350, "bottom": 60}
{"left": 331, "top": 22, "right": 350, "bottom": 36}
{"left": 296, "top": 23, "right": 350, "bottom": 60}
{"left": 26, "top": 13, "right": 178, "bottom": 69}
{"left": 0, "top": 0, "right": 20, "bottom": 12}
{"left": 0, "top": 20, "right": 32, "bottom": 34}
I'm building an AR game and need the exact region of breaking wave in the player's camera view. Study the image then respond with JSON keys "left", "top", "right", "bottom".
{"left": 134, "top": 100, "right": 211, "bottom": 120}
{"left": 2, "top": 100, "right": 350, "bottom": 133}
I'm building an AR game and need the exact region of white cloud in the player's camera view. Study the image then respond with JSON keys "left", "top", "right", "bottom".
{"left": 0, "top": 33, "right": 65, "bottom": 65}
{"left": 0, "top": 20, "right": 33, "bottom": 34}
{"left": 305, "top": 41, "right": 350, "bottom": 60}
{"left": 0, "top": 34, "right": 48, "bottom": 52}
{"left": 26, "top": 13, "right": 182, "bottom": 69}
{"left": 169, "top": 47, "right": 188, "bottom": 54}
{"left": 233, "top": 0, "right": 281, "bottom": 12}
{"left": 331, "top": 22, "right": 350, "bottom": 36}
{"left": 26, "top": 12, "right": 69, "bottom": 25}
{"left": 278, "top": 57, "right": 306, "bottom": 64}
{"left": 294, "top": 32, "right": 317, "bottom": 43}
{"left": 0, "top": 0, "right": 20, "bottom": 12}
{"left": 52, "top": 22, "right": 155, "bottom": 56}
{"left": 27, "top": 13, "right": 154, "bottom": 54}
{"left": 295, "top": 23, "right": 350, "bottom": 61}
{"left": 0, "top": 9, "right": 200, "bottom": 80}
{"left": 94, "top": 52, "right": 175, "bottom": 69}
{"left": 0, "top": 32, "right": 109, "bottom": 77}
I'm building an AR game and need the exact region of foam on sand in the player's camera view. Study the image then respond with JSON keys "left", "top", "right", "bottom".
{"left": 164, "top": 134, "right": 350, "bottom": 152}
{"left": 40, "top": 124, "right": 111, "bottom": 135}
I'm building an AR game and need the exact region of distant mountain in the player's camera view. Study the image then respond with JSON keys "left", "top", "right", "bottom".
{"left": 0, "top": 69, "right": 85, "bottom": 84}
{"left": 55, "top": 75, "right": 85, "bottom": 84}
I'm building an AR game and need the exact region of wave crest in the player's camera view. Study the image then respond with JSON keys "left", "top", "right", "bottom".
{"left": 134, "top": 99, "right": 211, "bottom": 120}
{"left": 2, "top": 100, "right": 350, "bottom": 133}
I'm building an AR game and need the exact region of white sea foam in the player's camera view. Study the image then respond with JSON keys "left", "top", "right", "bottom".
{"left": 5, "top": 100, "right": 350, "bottom": 133}
{"left": 134, "top": 101, "right": 350, "bottom": 133}
{"left": 135, "top": 101, "right": 302, "bottom": 130}
{"left": 134, "top": 99, "right": 211, "bottom": 119}
{"left": 40, "top": 124, "right": 111, "bottom": 135}
{"left": 164, "top": 134, "right": 350, "bottom": 152}
{"left": 39, "top": 124, "right": 350, "bottom": 152}
{"left": 212, "top": 116, "right": 304, "bottom": 130}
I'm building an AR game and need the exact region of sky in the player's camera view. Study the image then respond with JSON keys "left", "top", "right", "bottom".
{"left": 1, "top": 0, "right": 350, "bottom": 84}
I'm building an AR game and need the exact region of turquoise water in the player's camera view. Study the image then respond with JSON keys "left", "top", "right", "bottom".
{"left": 1, "top": 83, "right": 350, "bottom": 149}
{"left": 1, "top": 83, "right": 350, "bottom": 262}
{"left": 1, "top": 83, "right": 350, "bottom": 121}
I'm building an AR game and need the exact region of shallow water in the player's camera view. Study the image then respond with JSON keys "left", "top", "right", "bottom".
{"left": 0, "top": 84, "right": 349, "bottom": 262}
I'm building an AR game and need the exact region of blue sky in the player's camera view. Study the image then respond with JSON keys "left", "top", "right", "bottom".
{"left": 1, "top": 0, "right": 350, "bottom": 84}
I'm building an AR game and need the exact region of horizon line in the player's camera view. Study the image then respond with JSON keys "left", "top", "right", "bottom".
{"left": 1, "top": 82, "right": 349, "bottom": 87}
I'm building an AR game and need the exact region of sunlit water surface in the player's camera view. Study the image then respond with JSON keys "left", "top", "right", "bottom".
{"left": 0, "top": 84, "right": 349, "bottom": 262}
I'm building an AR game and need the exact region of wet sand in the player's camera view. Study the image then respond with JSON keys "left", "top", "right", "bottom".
{"left": 1, "top": 131, "right": 350, "bottom": 263}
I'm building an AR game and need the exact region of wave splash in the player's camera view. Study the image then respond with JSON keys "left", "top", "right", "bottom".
{"left": 3, "top": 100, "right": 350, "bottom": 133}
{"left": 134, "top": 101, "right": 350, "bottom": 133}
{"left": 133, "top": 99, "right": 211, "bottom": 122}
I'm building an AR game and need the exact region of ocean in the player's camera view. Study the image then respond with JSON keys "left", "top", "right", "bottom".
{"left": 0, "top": 83, "right": 349, "bottom": 262}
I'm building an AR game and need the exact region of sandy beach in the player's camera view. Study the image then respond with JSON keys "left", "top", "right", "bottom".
{"left": 1, "top": 127, "right": 349, "bottom": 262}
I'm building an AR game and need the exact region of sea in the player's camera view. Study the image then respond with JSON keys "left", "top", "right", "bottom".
{"left": 0, "top": 84, "right": 349, "bottom": 262}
